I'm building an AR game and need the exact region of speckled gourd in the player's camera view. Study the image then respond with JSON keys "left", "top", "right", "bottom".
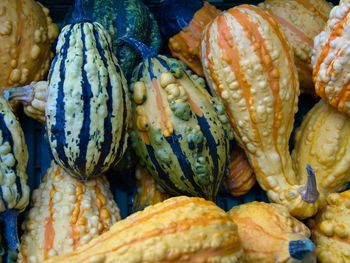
{"left": 43, "top": 196, "right": 243, "bottom": 263}
{"left": 292, "top": 100, "right": 350, "bottom": 206}
{"left": 308, "top": 190, "right": 350, "bottom": 263}
{"left": 123, "top": 37, "right": 233, "bottom": 200}
{"left": 201, "top": 5, "right": 319, "bottom": 218}
{"left": 259, "top": 0, "right": 332, "bottom": 95}
{"left": 224, "top": 145, "right": 256, "bottom": 197}
{"left": 157, "top": 0, "right": 221, "bottom": 76}
{"left": 45, "top": 1, "right": 130, "bottom": 179}
{"left": 132, "top": 165, "right": 169, "bottom": 212}
{"left": 0, "top": 0, "right": 58, "bottom": 92}
{"left": 18, "top": 162, "right": 120, "bottom": 263}
{"left": 228, "top": 202, "right": 316, "bottom": 263}
{"left": 312, "top": 0, "right": 350, "bottom": 115}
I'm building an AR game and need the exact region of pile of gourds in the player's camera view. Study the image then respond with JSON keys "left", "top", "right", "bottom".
{"left": 1, "top": 0, "right": 350, "bottom": 262}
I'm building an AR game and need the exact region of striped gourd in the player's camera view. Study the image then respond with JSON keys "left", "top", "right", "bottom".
{"left": 43, "top": 196, "right": 244, "bottom": 263}
{"left": 228, "top": 202, "right": 316, "bottom": 263}
{"left": 308, "top": 191, "right": 350, "bottom": 263}
{"left": 312, "top": 0, "right": 350, "bottom": 115}
{"left": 259, "top": 0, "right": 332, "bottom": 95}
{"left": 18, "top": 162, "right": 120, "bottom": 263}
{"left": 45, "top": 1, "right": 130, "bottom": 179}
{"left": 201, "top": 5, "right": 319, "bottom": 218}
{"left": 292, "top": 100, "right": 350, "bottom": 206}
{"left": 124, "top": 38, "right": 232, "bottom": 200}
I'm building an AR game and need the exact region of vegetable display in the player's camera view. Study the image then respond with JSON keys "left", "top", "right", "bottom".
{"left": 18, "top": 162, "right": 120, "bottom": 263}
{"left": 201, "top": 4, "right": 319, "bottom": 219}
{"left": 45, "top": 1, "right": 130, "bottom": 179}
{"left": 43, "top": 196, "right": 244, "bottom": 263}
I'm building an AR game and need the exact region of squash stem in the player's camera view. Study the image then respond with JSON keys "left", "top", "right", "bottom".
{"left": 118, "top": 36, "right": 156, "bottom": 60}
{"left": 3, "top": 85, "right": 34, "bottom": 106}
{"left": 0, "top": 209, "right": 20, "bottom": 250}
{"left": 73, "top": 0, "right": 90, "bottom": 23}
{"left": 289, "top": 239, "right": 315, "bottom": 260}
{"left": 298, "top": 164, "right": 319, "bottom": 203}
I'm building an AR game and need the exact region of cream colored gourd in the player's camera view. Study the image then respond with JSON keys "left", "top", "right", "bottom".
{"left": 18, "top": 162, "right": 120, "bottom": 263}
{"left": 43, "top": 196, "right": 243, "bottom": 263}
{"left": 259, "top": 0, "right": 332, "bottom": 95}
{"left": 308, "top": 190, "right": 350, "bottom": 263}
{"left": 292, "top": 100, "right": 350, "bottom": 206}
{"left": 201, "top": 5, "right": 319, "bottom": 219}
{"left": 228, "top": 202, "right": 316, "bottom": 263}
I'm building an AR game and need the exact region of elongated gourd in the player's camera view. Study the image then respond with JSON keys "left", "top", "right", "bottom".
{"left": 292, "top": 100, "right": 350, "bottom": 206}
{"left": 259, "top": 0, "right": 332, "bottom": 95}
{"left": 201, "top": 5, "right": 319, "bottom": 218}
{"left": 312, "top": 0, "right": 350, "bottom": 115}
{"left": 43, "top": 196, "right": 243, "bottom": 263}
{"left": 45, "top": 1, "right": 130, "bottom": 179}
{"left": 308, "top": 191, "right": 350, "bottom": 263}
{"left": 124, "top": 37, "right": 232, "bottom": 200}
{"left": 18, "top": 162, "right": 120, "bottom": 263}
{"left": 228, "top": 202, "right": 316, "bottom": 263}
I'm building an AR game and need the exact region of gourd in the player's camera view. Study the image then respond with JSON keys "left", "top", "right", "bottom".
{"left": 3, "top": 81, "right": 47, "bottom": 123}
{"left": 224, "top": 145, "right": 256, "bottom": 197}
{"left": 292, "top": 100, "right": 350, "bottom": 206}
{"left": 45, "top": 0, "right": 130, "bottom": 179}
{"left": 312, "top": 0, "right": 350, "bottom": 115}
{"left": 259, "top": 0, "right": 332, "bottom": 95}
{"left": 308, "top": 190, "right": 350, "bottom": 263}
{"left": 0, "top": 97, "right": 30, "bottom": 252}
{"left": 228, "top": 202, "right": 316, "bottom": 263}
{"left": 0, "top": 0, "right": 58, "bottom": 92}
{"left": 132, "top": 165, "right": 169, "bottom": 212}
{"left": 43, "top": 196, "right": 244, "bottom": 263}
{"left": 64, "top": 0, "right": 161, "bottom": 81}
{"left": 201, "top": 5, "right": 319, "bottom": 218}
{"left": 124, "top": 37, "right": 233, "bottom": 201}
{"left": 156, "top": 0, "right": 220, "bottom": 76}
{"left": 18, "top": 162, "right": 120, "bottom": 263}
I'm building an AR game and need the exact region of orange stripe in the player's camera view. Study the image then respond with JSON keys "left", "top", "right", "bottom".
{"left": 177, "top": 79, "right": 203, "bottom": 117}
{"left": 313, "top": 9, "right": 350, "bottom": 98}
{"left": 43, "top": 182, "right": 57, "bottom": 259}
{"left": 295, "top": 0, "right": 328, "bottom": 21}
{"left": 153, "top": 79, "right": 172, "bottom": 135}
{"left": 71, "top": 182, "right": 84, "bottom": 248}
{"left": 75, "top": 198, "right": 211, "bottom": 254}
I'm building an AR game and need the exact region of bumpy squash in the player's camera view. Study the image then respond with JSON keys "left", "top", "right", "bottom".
{"left": 64, "top": 0, "right": 161, "bottom": 81}
{"left": 0, "top": 0, "right": 58, "bottom": 92}
{"left": 308, "top": 191, "right": 350, "bottom": 263}
{"left": 225, "top": 145, "right": 256, "bottom": 197}
{"left": 312, "top": 0, "right": 350, "bottom": 115}
{"left": 43, "top": 196, "right": 243, "bottom": 263}
{"left": 201, "top": 5, "right": 319, "bottom": 218}
{"left": 18, "top": 162, "right": 120, "bottom": 263}
{"left": 124, "top": 38, "right": 233, "bottom": 200}
{"left": 132, "top": 165, "right": 169, "bottom": 212}
{"left": 157, "top": 0, "right": 220, "bottom": 76}
{"left": 292, "top": 100, "right": 350, "bottom": 205}
{"left": 45, "top": 1, "right": 130, "bottom": 179}
{"left": 259, "top": 0, "right": 332, "bottom": 95}
{"left": 228, "top": 202, "right": 316, "bottom": 263}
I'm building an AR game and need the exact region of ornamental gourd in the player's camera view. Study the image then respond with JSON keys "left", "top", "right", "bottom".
{"left": 0, "top": 0, "right": 58, "bottom": 92}
{"left": 0, "top": 97, "right": 30, "bottom": 252}
{"left": 132, "top": 165, "right": 169, "bottom": 212}
{"left": 228, "top": 202, "right": 316, "bottom": 263}
{"left": 45, "top": 1, "right": 130, "bottom": 179}
{"left": 18, "top": 162, "right": 120, "bottom": 263}
{"left": 201, "top": 5, "right": 319, "bottom": 219}
{"left": 312, "top": 0, "right": 350, "bottom": 115}
{"left": 224, "top": 145, "right": 256, "bottom": 197}
{"left": 43, "top": 196, "right": 243, "bottom": 263}
{"left": 124, "top": 38, "right": 233, "bottom": 200}
{"left": 259, "top": 0, "right": 332, "bottom": 95}
{"left": 292, "top": 100, "right": 350, "bottom": 206}
{"left": 64, "top": 0, "right": 161, "bottom": 81}
{"left": 156, "top": 0, "right": 221, "bottom": 76}
{"left": 308, "top": 191, "right": 350, "bottom": 263}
